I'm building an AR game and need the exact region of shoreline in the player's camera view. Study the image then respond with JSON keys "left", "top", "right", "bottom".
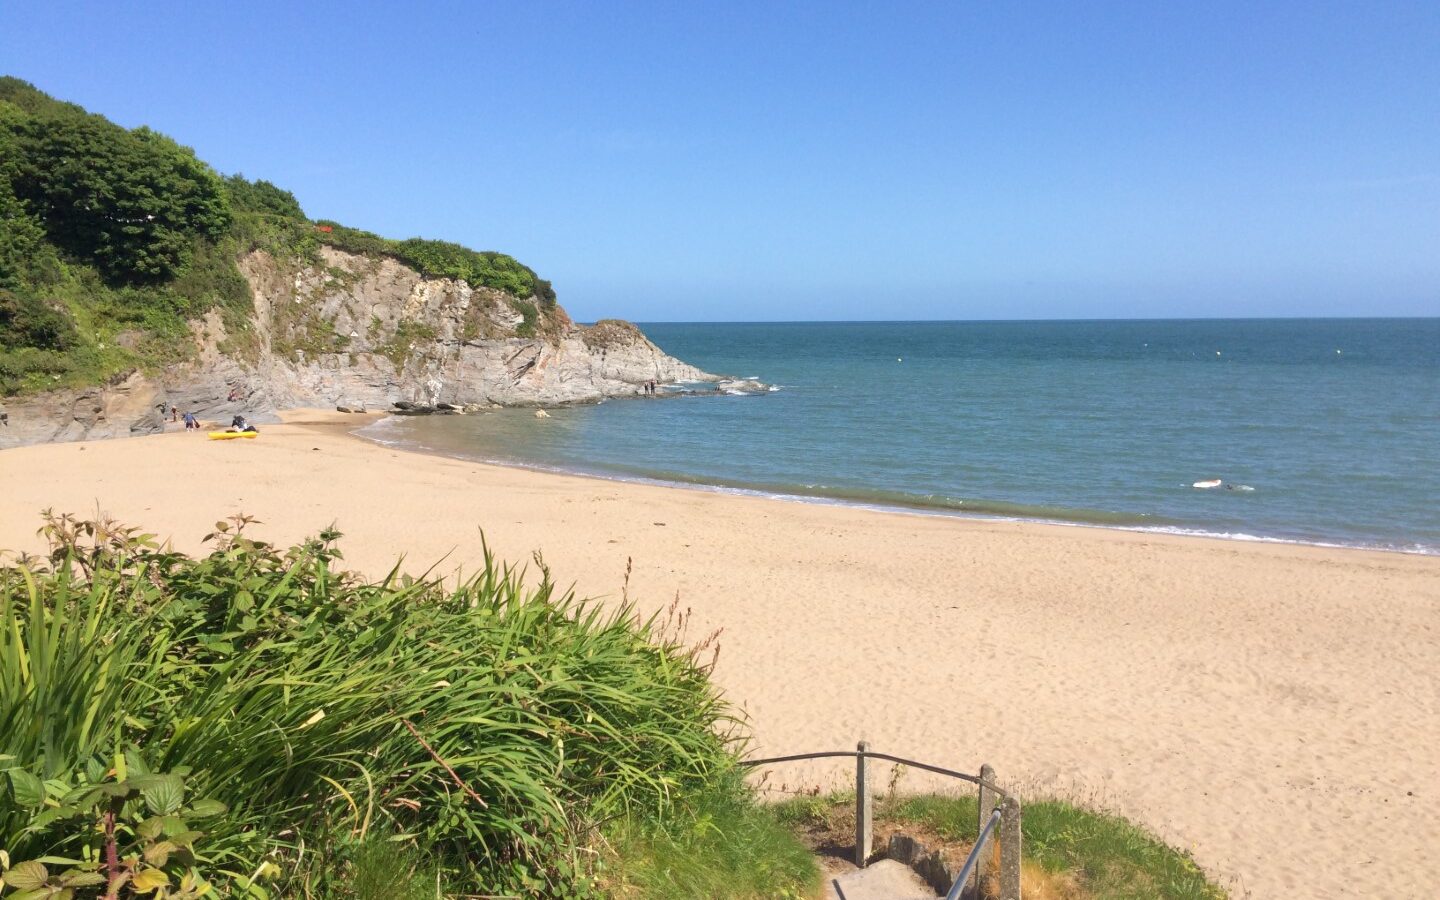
{"left": 2, "top": 411, "right": 1437, "bottom": 899}
{"left": 356, "top": 413, "right": 1438, "bottom": 558}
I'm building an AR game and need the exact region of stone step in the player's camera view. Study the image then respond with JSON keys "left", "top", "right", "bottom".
{"left": 823, "top": 858, "right": 941, "bottom": 900}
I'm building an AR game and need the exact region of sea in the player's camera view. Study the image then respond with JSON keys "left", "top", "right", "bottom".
{"left": 360, "top": 319, "right": 1440, "bottom": 554}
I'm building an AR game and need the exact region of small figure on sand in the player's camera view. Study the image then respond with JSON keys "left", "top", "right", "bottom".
{"left": 183, "top": 411, "right": 198, "bottom": 431}
{"left": 170, "top": 405, "right": 179, "bottom": 423}
{"left": 229, "top": 414, "right": 258, "bottom": 434}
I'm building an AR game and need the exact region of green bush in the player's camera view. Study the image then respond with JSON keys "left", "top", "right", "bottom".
{"left": 317, "top": 222, "right": 555, "bottom": 305}
{"left": 1, "top": 515, "right": 748, "bottom": 897}
{"left": 2, "top": 84, "right": 230, "bottom": 285}
{"left": 0, "top": 290, "right": 76, "bottom": 351}
{"left": 223, "top": 174, "right": 306, "bottom": 220}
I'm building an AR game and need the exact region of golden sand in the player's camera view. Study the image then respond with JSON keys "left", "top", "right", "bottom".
{"left": 2, "top": 410, "right": 1436, "bottom": 899}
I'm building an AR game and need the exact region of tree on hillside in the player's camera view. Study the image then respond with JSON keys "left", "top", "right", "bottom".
{"left": 224, "top": 174, "right": 306, "bottom": 220}
{"left": 2, "top": 103, "right": 230, "bottom": 284}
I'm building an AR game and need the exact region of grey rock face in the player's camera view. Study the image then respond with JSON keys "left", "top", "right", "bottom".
{"left": 0, "top": 372, "right": 166, "bottom": 449}
{"left": 1, "top": 247, "right": 727, "bottom": 449}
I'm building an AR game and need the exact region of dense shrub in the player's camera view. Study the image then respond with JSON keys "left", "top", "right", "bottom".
{"left": 0, "top": 289, "right": 75, "bottom": 351}
{"left": 317, "top": 222, "right": 555, "bottom": 305}
{"left": 1, "top": 516, "right": 745, "bottom": 896}
{"left": 223, "top": 174, "right": 306, "bottom": 220}
{"left": 1, "top": 79, "right": 230, "bottom": 284}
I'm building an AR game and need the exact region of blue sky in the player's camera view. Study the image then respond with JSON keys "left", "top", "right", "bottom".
{"left": 2, "top": 1, "right": 1437, "bottom": 320}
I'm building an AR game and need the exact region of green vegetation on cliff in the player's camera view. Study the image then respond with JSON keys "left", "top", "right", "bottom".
{"left": 0, "top": 77, "right": 554, "bottom": 396}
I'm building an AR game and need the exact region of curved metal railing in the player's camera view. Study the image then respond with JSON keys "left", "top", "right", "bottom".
{"left": 740, "top": 748, "right": 1011, "bottom": 799}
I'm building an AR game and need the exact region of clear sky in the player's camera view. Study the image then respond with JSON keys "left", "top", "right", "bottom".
{"left": 2, "top": 1, "right": 1437, "bottom": 321}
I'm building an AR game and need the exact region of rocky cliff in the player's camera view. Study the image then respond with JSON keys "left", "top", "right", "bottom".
{"left": 0, "top": 247, "right": 724, "bottom": 449}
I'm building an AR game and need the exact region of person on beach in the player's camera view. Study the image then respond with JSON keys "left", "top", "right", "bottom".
{"left": 183, "top": 412, "right": 198, "bottom": 431}
{"left": 170, "top": 405, "right": 179, "bottom": 423}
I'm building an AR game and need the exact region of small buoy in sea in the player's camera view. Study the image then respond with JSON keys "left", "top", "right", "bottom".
{"left": 1216, "top": 350, "right": 1221, "bottom": 356}
{"left": 897, "top": 357, "right": 903, "bottom": 362}
{"left": 1336, "top": 349, "right": 1342, "bottom": 354}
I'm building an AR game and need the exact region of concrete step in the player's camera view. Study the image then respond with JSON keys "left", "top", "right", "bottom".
{"left": 824, "top": 858, "right": 941, "bottom": 900}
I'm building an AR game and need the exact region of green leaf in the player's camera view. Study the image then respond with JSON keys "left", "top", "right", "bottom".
{"left": 124, "top": 751, "right": 152, "bottom": 778}
{"left": 10, "top": 770, "right": 46, "bottom": 809}
{"left": 159, "top": 815, "right": 189, "bottom": 836}
{"left": 184, "top": 798, "right": 226, "bottom": 818}
{"left": 4, "top": 860, "right": 49, "bottom": 890}
{"left": 137, "top": 816, "right": 165, "bottom": 840}
{"left": 166, "top": 830, "right": 204, "bottom": 848}
{"left": 23, "top": 805, "right": 80, "bottom": 831}
{"left": 143, "top": 840, "right": 177, "bottom": 867}
{"left": 141, "top": 774, "right": 184, "bottom": 815}
{"left": 132, "top": 868, "right": 171, "bottom": 892}
{"left": 57, "top": 871, "right": 105, "bottom": 887}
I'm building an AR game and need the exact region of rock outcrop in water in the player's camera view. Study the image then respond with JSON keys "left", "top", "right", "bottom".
{"left": 0, "top": 247, "right": 724, "bottom": 449}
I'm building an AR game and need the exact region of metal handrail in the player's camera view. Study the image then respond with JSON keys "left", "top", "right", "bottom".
{"left": 946, "top": 807, "right": 1002, "bottom": 900}
{"left": 740, "top": 748, "right": 1011, "bottom": 800}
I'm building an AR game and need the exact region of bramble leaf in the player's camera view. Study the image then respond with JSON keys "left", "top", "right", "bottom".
{"left": 133, "top": 868, "right": 171, "bottom": 892}
{"left": 10, "top": 770, "right": 46, "bottom": 808}
{"left": 4, "top": 860, "right": 49, "bottom": 889}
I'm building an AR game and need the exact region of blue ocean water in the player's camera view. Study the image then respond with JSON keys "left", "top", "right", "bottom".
{"left": 362, "top": 319, "right": 1440, "bottom": 553}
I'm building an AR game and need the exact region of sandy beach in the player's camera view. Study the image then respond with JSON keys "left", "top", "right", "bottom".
{"left": 2, "top": 411, "right": 1436, "bottom": 899}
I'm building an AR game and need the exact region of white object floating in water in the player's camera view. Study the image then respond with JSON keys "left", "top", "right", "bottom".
{"left": 897, "top": 357, "right": 903, "bottom": 362}
{"left": 1192, "top": 479, "right": 1223, "bottom": 489}
{"left": 1216, "top": 350, "right": 1222, "bottom": 356}
{"left": 1336, "top": 349, "right": 1342, "bottom": 354}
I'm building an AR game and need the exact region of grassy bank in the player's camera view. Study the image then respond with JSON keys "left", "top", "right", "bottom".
{"left": 775, "top": 790, "right": 1225, "bottom": 899}
{"left": 0, "top": 514, "right": 814, "bottom": 898}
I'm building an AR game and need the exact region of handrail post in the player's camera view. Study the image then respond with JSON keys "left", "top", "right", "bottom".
{"left": 975, "top": 762, "right": 997, "bottom": 893}
{"left": 855, "top": 740, "right": 872, "bottom": 867}
{"left": 999, "top": 795, "right": 1022, "bottom": 900}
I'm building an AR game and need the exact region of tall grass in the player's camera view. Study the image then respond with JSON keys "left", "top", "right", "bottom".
{"left": 1, "top": 513, "right": 771, "bottom": 897}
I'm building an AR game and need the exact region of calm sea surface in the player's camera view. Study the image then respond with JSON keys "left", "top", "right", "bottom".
{"left": 361, "top": 319, "right": 1440, "bottom": 553}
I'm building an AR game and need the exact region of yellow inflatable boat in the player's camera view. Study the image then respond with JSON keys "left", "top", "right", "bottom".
{"left": 208, "top": 431, "right": 258, "bottom": 440}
